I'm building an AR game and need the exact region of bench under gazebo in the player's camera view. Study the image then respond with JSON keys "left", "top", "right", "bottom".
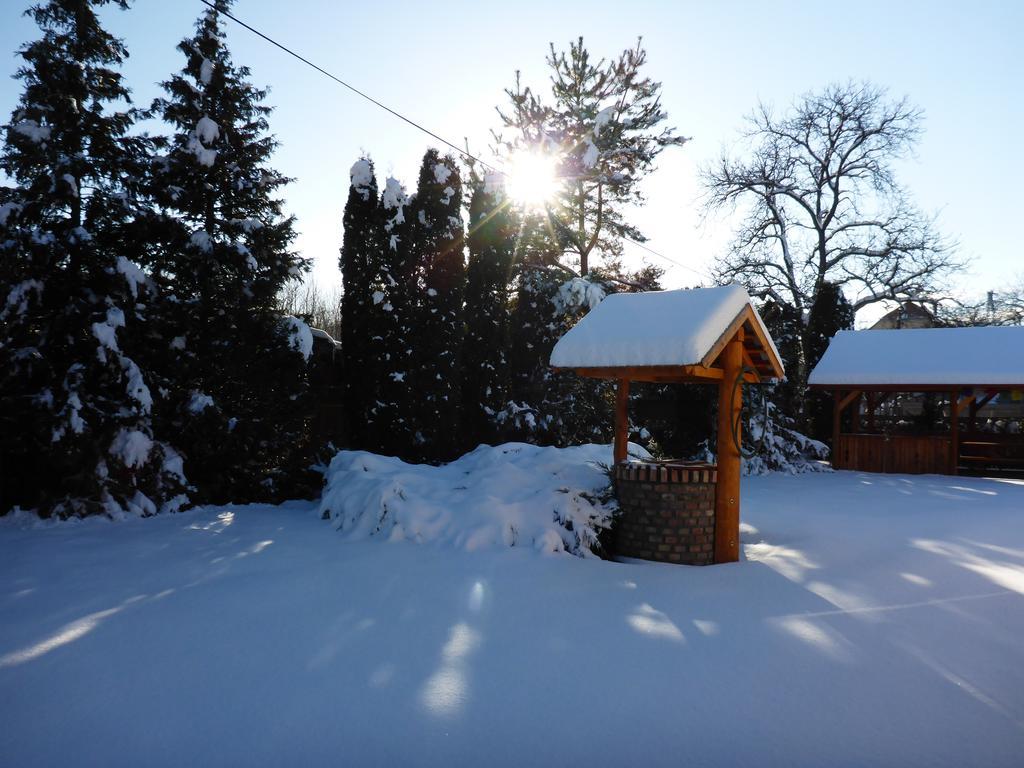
{"left": 550, "top": 284, "right": 784, "bottom": 564}
{"left": 809, "top": 326, "right": 1024, "bottom": 475}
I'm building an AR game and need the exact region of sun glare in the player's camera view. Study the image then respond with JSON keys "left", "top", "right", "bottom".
{"left": 506, "top": 151, "right": 560, "bottom": 207}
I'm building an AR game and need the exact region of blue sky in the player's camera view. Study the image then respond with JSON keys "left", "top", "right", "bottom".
{"left": 2, "top": 0, "right": 1021, "bottom": 321}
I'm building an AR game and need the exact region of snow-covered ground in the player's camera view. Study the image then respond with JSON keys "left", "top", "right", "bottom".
{"left": 3, "top": 461, "right": 1024, "bottom": 766}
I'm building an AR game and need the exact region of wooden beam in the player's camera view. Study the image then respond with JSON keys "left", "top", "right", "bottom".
{"left": 968, "top": 391, "right": 995, "bottom": 435}
{"left": 567, "top": 365, "right": 724, "bottom": 383}
{"left": 714, "top": 332, "right": 744, "bottom": 564}
{"left": 614, "top": 379, "right": 630, "bottom": 465}
{"left": 838, "top": 390, "right": 862, "bottom": 411}
{"left": 741, "top": 347, "right": 758, "bottom": 371}
{"left": 948, "top": 390, "right": 972, "bottom": 472}
{"left": 975, "top": 391, "right": 998, "bottom": 411}
{"left": 957, "top": 393, "right": 976, "bottom": 415}
{"left": 950, "top": 388, "right": 961, "bottom": 476}
{"left": 809, "top": 383, "right": 1024, "bottom": 393}
{"left": 702, "top": 307, "right": 750, "bottom": 372}
{"left": 832, "top": 391, "right": 842, "bottom": 470}
{"left": 701, "top": 305, "right": 785, "bottom": 381}
{"left": 950, "top": 397, "right": 974, "bottom": 421}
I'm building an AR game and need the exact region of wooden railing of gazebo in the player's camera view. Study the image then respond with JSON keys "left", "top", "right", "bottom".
{"left": 825, "top": 386, "right": 1024, "bottom": 475}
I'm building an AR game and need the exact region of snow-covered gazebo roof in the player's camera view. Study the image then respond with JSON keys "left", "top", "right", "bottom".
{"left": 549, "top": 284, "right": 784, "bottom": 382}
{"left": 808, "top": 327, "right": 1024, "bottom": 390}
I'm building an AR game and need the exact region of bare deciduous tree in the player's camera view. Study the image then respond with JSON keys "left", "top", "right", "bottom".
{"left": 703, "top": 81, "right": 961, "bottom": 387}
{"left": 934, "top": 279, "right": 1024, "bottom": 327}
{"left": 278, "top": 279, "right": 342, "bottom": 340}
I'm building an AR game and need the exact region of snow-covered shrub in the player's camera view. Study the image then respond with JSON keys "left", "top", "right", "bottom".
{"left": 697, "top": 401, "right": 830, "bottom": 475}
{"left": 317, "top": 443, "right": 619, "bottom": 557}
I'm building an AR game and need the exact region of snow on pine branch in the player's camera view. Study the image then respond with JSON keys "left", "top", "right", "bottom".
{"left": 282, "top": 315, "right": 313, "bottom": 360}
{"left": 195, "top": 115, "right": 219, "bottom": 144}
{"left": 115, "top": 257, "right": 148, "bottom": 299}
{"left": 12, "top": 119, "right": 51, "bottom": 143}
{"left": 350, "top": 159, "right": 374, "bottom": 200}
{"left": 554, "top": 277, "right": 607, "bottom": 315}
{"left": 2, "top": 279, "right": 43, "bottom": 320}
{"left": 199, "top": 57, "right": 214, "bottom": 85}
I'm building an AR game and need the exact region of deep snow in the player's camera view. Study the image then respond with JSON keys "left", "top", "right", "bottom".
{"left": 3, "top": 465, "right": 1024, "bottom": 766}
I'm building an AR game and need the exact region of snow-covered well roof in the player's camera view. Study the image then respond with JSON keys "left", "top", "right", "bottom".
{"left": 549, "top": 284, "right": 783, "bottom": 380}
{"left": 808, "top": 327, "right": 1024, "bottom": 388}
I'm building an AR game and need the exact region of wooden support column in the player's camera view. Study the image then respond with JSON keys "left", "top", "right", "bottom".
{"left": 969, "top": 392, "right": 995, "bottom": 433}
{"left": 950, "top": 388, "right": 960, "bottom": 476}
{"left": 613, "top": 378, "right": 630, "bottom": 465}
{"left": 832, "top": 390, "right": 842, "bottom": 470}
{"left": 714, "top": 332, "right": 743, "bottom": 564}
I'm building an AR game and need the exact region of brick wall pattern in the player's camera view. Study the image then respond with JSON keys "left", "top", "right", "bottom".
{"left": 612, "top": 462, "right": 718, "bottom": 565}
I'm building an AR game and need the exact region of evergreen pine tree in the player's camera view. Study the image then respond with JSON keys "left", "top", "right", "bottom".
{"left": 460, "top": 173, "right": 517, "bottom": 449}
{"left": 504, "top": 212, "right": 569, "bottom": 441}
{"left": 0, "top": 0, "right": 187, "bottom": 517}
{"left": 759, "top": 299, "right": 804, "bottom": 420}
{"left": 339, "top": 156, "right": 379, "bottom": 448}
{"left": 805, "top": 281, "right": 855, "bottom": 440}
{"left": 147, "top": 0, "right": 311, "bottom": 503}
{"left": 370, "top": 175, "right": 416, "bottom": 456}
{"left": 407, "top": 150, "right": 465, "bottom": 461}
{"left": 496, "top": 38, "right": 688, "bottom": 276}
{"left": 806, "top": 282, "right": 855, "bottom": 370}
{"left": 504, "top": 254, "right": 667, "bottom": 447}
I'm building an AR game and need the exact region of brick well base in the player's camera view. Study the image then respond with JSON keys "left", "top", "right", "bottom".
{"left": 613, "top": 462, "right": 718, "bottom": 565}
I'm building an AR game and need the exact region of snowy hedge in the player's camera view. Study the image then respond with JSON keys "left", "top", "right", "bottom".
{"left": 317, "top": 443, "right": 622, "bottom": 557}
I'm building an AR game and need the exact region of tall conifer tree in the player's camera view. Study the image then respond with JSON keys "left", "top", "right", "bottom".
{"left": 408, "top": 149, "right": 465, "bottom": 461}
{"left": 0, "top": 0, "right": 187, "bottom": 517}
{"left": 339, "top": 157, "right": 379, "bottom": 447}
{"left": 504, "top": 212, "right": 569, "bottom": 441}
{"left": 461, "top": 173, "right": 516, "bottom": 448}
{"left": 148, "top": 0, "right": 310, "bottom": 502}
{"left": 370, "top": 175, "right": 416, "bottom": 456}
{"left": 805, "top": 281, "right": 855, "bottom": 439}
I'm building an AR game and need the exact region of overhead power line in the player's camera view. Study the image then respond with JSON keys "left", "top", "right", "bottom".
{"left": 196, "top": 0, "right": 495, "bottom": 172}
{"left": 197, "top": 0, "right": 709, "bottom": 281}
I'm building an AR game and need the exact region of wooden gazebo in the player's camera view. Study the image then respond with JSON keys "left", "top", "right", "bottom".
{"left": 809, "top": 327, "right": 1024, "bottom": 475}
{"left": 550, "top": 285, "right": 784, "bottom": 563}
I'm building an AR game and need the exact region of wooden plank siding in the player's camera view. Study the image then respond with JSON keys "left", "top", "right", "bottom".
{"left": 834, "top": 434, "right": 953, "bottom": 475}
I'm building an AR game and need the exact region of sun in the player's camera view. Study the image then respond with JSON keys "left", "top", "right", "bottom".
{"left": 506, "top": 150, "right": 561, "bottom": 208}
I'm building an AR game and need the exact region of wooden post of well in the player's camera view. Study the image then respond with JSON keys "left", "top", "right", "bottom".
{"left": 714, "top": 332, "right": 743, "bottom": 564}
{"left": 614, "top": 378, "right": 630, "bottom": 465}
